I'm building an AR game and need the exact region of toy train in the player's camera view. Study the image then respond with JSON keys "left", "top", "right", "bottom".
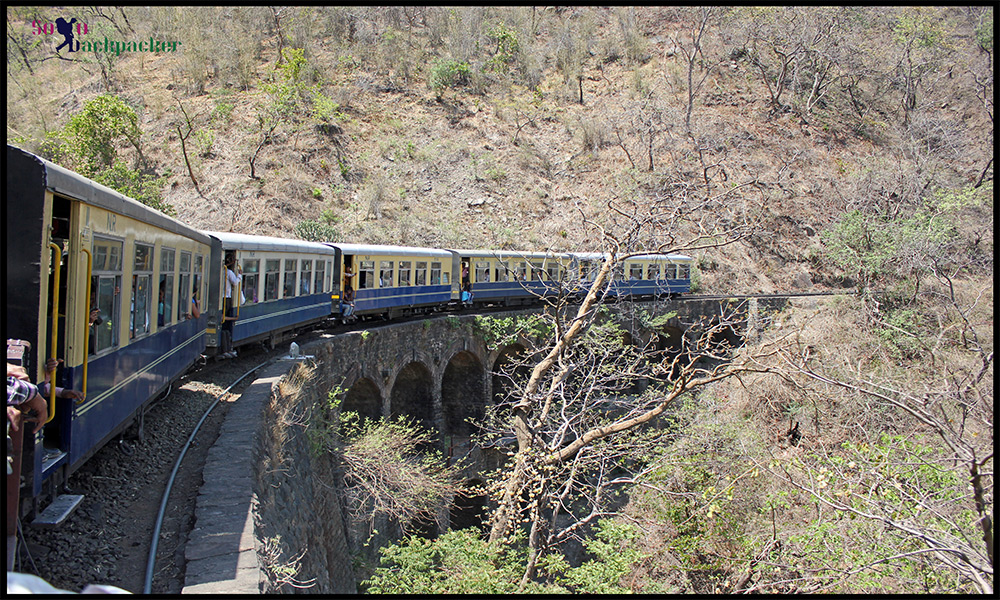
{"left": 5, "top": 144, "right": 691, "bottom": 522}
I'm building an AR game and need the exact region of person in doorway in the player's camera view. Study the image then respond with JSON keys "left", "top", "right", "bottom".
{"left": 221, "top": 254, "right": 242, "bottom": 359}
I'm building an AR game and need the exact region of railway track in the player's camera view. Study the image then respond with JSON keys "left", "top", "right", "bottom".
{"left": 14, "top": 340, "right": 300, "bottom": 594}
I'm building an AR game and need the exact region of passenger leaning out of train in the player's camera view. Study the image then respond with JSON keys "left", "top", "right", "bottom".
{"left": 220, "top": 255, "right": 242, "bottom": 359}
{"left": 7, "top": 359, "right": 84, "bottom": 435}
{"left": 187, "top": 287, "right": 201, "bottom": 320}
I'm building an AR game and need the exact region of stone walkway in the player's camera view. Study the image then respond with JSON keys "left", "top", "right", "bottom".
{"left": 181, "top": 361, "right": 291, "bottom": 594}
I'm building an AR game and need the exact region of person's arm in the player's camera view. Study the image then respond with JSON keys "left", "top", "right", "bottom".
{"left": 7, "top": 378, "right": 48, "bottom": 433}
{"left": 7, "top": 362, "right": 29, "bottom": 381}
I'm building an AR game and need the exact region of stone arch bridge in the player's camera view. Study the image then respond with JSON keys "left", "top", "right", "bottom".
{"left": 306, "top": 297, "right": 785, "bottom": 474}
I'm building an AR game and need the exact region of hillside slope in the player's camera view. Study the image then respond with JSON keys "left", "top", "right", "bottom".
{"left": 8, "top": 6, "right": 991, "bottom": 294}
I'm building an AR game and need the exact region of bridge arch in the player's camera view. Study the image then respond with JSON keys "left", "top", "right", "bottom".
{"left": 449, "top": 478, "right": 488, "bottom": 533}
{"left": 389, "top": 361, "right": 435, "bottom": 433}
{"left": 491, "top": 343, "right": 531, "bottom": 406}
{"left": 441, "top": 350, "right": 485, "bottom": 438}
{"left": 342, "top": 377, "right": 382, "bottom": 422}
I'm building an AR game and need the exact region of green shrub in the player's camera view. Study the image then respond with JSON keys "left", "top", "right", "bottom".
{"left": 295, "top": 219, "right": 338, "bottom": 242}
{"left": 429, "top": 59, "right": 471, "bottom": 94}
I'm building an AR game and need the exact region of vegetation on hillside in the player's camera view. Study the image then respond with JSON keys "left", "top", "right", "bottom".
{"left": 7, "top": 6, "right": 992, "bottom": 594}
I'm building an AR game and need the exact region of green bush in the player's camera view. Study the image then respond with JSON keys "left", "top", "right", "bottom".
{"left": 429, "top": 59, "right": 471, "bottom": 94}
{"left": 294, "top": 219, "right": 338, "bottom": 242}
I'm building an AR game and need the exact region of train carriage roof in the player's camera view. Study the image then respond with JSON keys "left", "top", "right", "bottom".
{"left": 570, "top": 251, "right": 693, "bottom": 262}
{"left": 8, "top": 145, "right": 211, "bottom": 245}
{"left": 328, "top": 243, "right": 452, "bottom": 258}
{"left": 205, "top": 231, "right": 336, "bottom": 255}
{"left": 450, "top": 249, "right": 572, "bottom": 260}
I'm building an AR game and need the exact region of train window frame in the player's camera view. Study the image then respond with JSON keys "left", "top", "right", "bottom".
{"left": 90, "top": 235, "right": 123, "bottom": 356}
{"left": 283, "top": 259, "right": 298, "bottom": 298}
{"left": 379, "top": 260, "right": 394, "bottom": 288}
{"left": 429, "top": 262, "right": 441, "bottom": 285}
{"left": 398, "top": 261, "right": 412, "bottom": 287}
{"left": 415, "top": 261, "right": 427, "bottom": 286}
{"left": 315, "top": 259, "right": 326, "bottom": 294}
{"left": 359, "top": 260, "right": 376, "bottom": 289}
{"left": 629, "top": 263, "right": 643, "bottom": 280}
{"left": 678, "top": 263, "right": 690, "bottom": 279}
{"left": 242, "top": 259, "right": 260, "bottom": 305}
{"left": 547, "top": 263, "right": 558, "bottom": 282}
{"left": 300, "top": 259, "right": 313, "bottom": 295}
{"left": 474, "top": 261, "right": 490, "bottom": 283}
{"left": 159, "top": 247, "right": 176, "bottom": 329}
{"left": 194, "top": 254, "right": 205, "bottom": 312}
{"left": 532, "top": 262, "right": 547, "bottom": 281}
{"left": 264, "top": 259, "right": 281, "bottom": 301}
{"left": 646, "top": 263, "right": 660, "bottom": 280}
{"left": 177, "top": 251, "right": 191, "bottom": 322}
{"left": 131, "top": 242, "right": 154, "bottom": 339}
{"left": 665, "top": 263, "right": 678, "bottom": 279}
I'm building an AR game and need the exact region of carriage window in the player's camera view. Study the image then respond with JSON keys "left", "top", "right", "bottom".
{"left": 547, "top": 264, "right": 558, "bottom": 282}
{"left": 300, "top": 259, "right": 313, "bottom": 295}
{"left": 415, "top": 261, "right": 427, "bottom": 286}
{"left": 90, "top": 237, "right": 122, "bottom": 355}
{"left": 379, "top": 261, "right": 394, "bottom": 288}
{"left": 475, "top": 261, "right": 490, "bottom": 283}
{"left": 177, "top": 252, "right": 191, "bottom": 321}
{"left": 93, "top": 237, "right": 122, "bottom": 271}
{"left": 646, "top": 263, "right": 660, "bottom": 280}
{"left": 629, "top": 263, "right": 643, "bottom": 280}
{"left": 242, "top": 259, "right": 259, "bottom": 304}
{"left": 358, "top": 260, "right": 375, "bottom": 289}
{"left": 264, "top": 259, "right": 281, "bottom": 301}
{"left": 158, "top": 247, "right": 175, "bottom": 328}
{"left": 678, "top": 263, "right": 690, "bottom": 279}
{"left": 398, "top": 261, "right": 411, "bottom": 286}
{"left": 514, "top": 262, "right": 526, "bottom": 281}
{"left": 495, "top": 263, "right": 506, "bottom": 282}
{"left": 283, "top": 259, "right": 298, "bottom": 298}
{"left": 531, "top": 262, "right": 545, "bottom": 281}
{"left": 665, "top": 263, "right": 678, "bottom": 279}
{"left": 131, "top": 243, "right": 154, "bottom": 338}
{"left": 430, "top": 262, "right": 441, "bottom": 285}
{"left": 315, "top": 260, "right": 326, "bottom": 293}
{"left": 193, "top": 254, "right": 205, "bottom": 314}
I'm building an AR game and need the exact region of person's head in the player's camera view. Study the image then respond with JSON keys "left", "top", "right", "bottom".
{"left": 225, "top": 255, "right": 235, "bottom": 268}
{"left": 159, "top": 280, "right": 166, "bottom": 299}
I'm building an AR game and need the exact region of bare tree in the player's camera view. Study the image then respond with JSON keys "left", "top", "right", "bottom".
{"left": 481, "top": 173, "right": 770, "bottom": 589}
{"left": 174, "top": 99, "right": 205, "bottom": 198}
{"left": 668, "top": 6, "right": 724, "bottom": 132}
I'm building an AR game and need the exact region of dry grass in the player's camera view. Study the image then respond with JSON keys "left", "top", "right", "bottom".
{"left": 4, "top": 6, "right": 906, "bottom": 294}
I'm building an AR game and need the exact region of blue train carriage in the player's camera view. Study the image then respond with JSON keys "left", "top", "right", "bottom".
{"left": 330, "top": 243, "right": 455, "bottom": 320}
{"left": 617, "top": 253, "right": 693, "bottom": 298}
{"left": 567, "top": 252, "right": 693, "bottom": 299}
{"left": 567, "top": 252, "right": 609, "bottom": 299}
{"left": 203, "top": 232, "right": 337, "bottom": 353}
{"left": 6, "top": 145, "right": 213, "bottom": 520}
{"left": 450, "top": 249, "right": 574, "bottom": 306}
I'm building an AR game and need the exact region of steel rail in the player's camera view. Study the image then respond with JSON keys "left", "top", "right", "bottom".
{"left": 142, "top": 360, "right": 270, "bottom": 594}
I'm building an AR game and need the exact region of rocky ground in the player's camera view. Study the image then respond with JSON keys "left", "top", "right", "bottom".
{"left": 13, "top": 341, "right": 291, "bottom": 594}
